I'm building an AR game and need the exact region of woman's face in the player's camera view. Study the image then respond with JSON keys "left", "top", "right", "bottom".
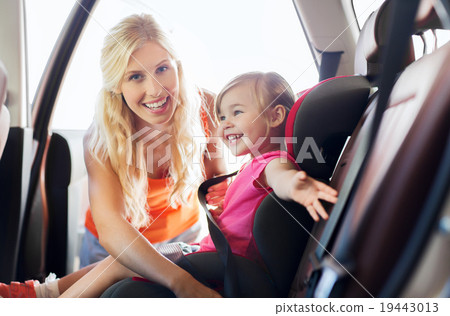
{"left": 120, "top": 41, "right": 179, "bottom": 130}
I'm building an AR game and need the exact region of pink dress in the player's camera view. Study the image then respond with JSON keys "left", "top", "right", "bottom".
{"left": 198, "top": 151, "right": 299, "bottom": 263}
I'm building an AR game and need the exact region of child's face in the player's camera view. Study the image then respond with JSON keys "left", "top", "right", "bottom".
{"left": 120, "top": 41, "right": 179, "bottom": 130}
{"left": 218, "top": 82, "right": 273, "bottom": 157}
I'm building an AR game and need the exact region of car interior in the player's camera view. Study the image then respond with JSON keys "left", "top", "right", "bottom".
{"left": 0, "top": 0, "right": 449, "bottom": 298}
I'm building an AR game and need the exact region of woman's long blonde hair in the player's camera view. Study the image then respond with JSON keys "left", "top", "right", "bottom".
{"left": 89, "top": 14, "right": 206, "bottom": 228}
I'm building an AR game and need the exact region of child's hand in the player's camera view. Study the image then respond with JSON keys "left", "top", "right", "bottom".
{"left": 290, "top": 171, "right": 338, "bottom": 222}
{"left": 206, "top": 178, "right": 229, "bottom": 207}
{"left": 210, "top": 206, "right": 224, "bottom": 220}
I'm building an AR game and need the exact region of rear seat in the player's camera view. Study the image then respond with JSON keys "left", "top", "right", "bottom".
{"left": 318, "top": 40, "right": 450, "bottom": 298}
{"left": 289, "top": 0, "right": 416, "bottom": 297}
{"left": 308, "top": 3, "right": 450, "bottom": 297}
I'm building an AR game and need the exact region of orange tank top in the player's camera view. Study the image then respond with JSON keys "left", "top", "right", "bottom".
{"left": 84, "top": 178, "right": 200, "bottom": 243}
{"left": 84, "top": 103, "right": 210, "bottom": 243}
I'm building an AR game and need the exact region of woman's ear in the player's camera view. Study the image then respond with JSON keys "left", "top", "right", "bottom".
{"left": 113, "top": 87, "right": 122, "bottom": 95}
{"left": 269, "top": 104, "right": 287, "bottom": 128}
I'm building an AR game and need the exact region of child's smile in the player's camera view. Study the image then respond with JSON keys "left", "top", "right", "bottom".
{"left": 225, "top": 133, "right": 243, "bottom": 144}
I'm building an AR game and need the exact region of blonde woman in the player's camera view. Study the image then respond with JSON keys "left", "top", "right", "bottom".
{"left": 77, "top": 13, "right": 227, "bottom": 297}
{"left": 0, "top": 13, "right": 227, "bottom": 298}
{"left": 79, "top": 12, "right": 226, "bottom": 266}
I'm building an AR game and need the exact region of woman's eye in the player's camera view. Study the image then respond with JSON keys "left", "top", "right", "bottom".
{"left": 129, "top": 74, "right": 143, "bottom": 81}
{"left": 156, "top": 66, "right": 168, "bottom": 73}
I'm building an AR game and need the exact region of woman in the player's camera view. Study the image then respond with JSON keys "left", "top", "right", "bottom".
{"left": 0, "top": 13, "right": 227, "bottom": 298}
{"left": 79, "top": 13, "right": 226, "bottom": 297}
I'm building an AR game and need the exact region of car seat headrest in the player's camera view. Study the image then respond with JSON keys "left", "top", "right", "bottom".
{"left": 285, "top": 76, "right": 370, "bottom": 181}
{"left": 354, "top": 0, "right": 415, "bottom": 80}
{"left": 415, "top": 0, "right": 444, "bottom": 31}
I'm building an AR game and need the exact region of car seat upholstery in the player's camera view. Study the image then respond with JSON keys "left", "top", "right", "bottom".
{"left": 317, "top": 41, "right": 450, "bottom": 298}
{"left": 305, "top": 1, "right": 450, "bottom": 297}
{"left": 289, "top": 0, "right": 420, "bottom": 297}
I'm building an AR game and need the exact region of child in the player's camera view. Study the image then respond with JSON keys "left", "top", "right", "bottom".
{"left": 58, "top": 71, "right": 338, "bottom": 298}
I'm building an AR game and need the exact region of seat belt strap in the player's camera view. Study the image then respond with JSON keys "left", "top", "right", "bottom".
{"left": 198, "top": 171, "right": 239, "bottom": 297}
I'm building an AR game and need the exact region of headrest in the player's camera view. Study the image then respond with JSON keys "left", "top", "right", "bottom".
{"left": 415, "top": 0, "right": 443, "bottom": 31}
{"left": 354, "top": 0, "right": 415, "bottom": 80}
{"left": 285, "top": 76, "right": 370, "bottom": 181}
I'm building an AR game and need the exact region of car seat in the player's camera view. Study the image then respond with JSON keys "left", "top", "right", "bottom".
{"left": 307, "top": 1, "right": 450, "bottom": 298}
{"left": 289, "top": 0, "right": 416, "bottom": 297}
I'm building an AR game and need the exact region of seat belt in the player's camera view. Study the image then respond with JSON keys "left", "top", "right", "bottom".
{"left": 198, "top": 171, "right": 239, "bottom": 297}
{"left": 307, "top": 0, "right": 421, "bottom": 297}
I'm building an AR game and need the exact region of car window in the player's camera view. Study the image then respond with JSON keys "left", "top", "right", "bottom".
{"left": 25, "top": 0, "right": 318, "bottom": 131}
{"left": 412, "top": 29, "right": 450, "bottom": 59}
{"left": 24, "top": 0, "right": 75, "bottom": 110}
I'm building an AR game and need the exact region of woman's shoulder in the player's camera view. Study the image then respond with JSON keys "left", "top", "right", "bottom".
{"left": 82, "top": 124, "right": 110, "bottom": 169}
{"left": 83, "top": 124, "right": 98, "bottom": 158}
{"left": 199, "top": 88, "right": 216, "bottom": 103}
{"left": 83, "top": 124, "right": 95, "bottom": 147}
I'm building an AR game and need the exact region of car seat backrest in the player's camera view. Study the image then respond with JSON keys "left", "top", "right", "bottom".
{"left": 252, "top": 75, "right": 370, "bottom": 296}
{"left": 285, "top": 76, "right": 370, "bottom": 181}
{"left": 328, "top": 41, "right": 450, "bottom": 297}
{"left": 0, "top": 61, "right": 9, "bottom": 159}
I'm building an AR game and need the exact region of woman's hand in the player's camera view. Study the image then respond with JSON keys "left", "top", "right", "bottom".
{"left": 205, "top": 178, "right": 229, "bottom": 207}
{"left": 289, "top": 171, "right": 338, "bottom": 222}
{"left": 171, "top": 271, "right": 222, "bottom": 298}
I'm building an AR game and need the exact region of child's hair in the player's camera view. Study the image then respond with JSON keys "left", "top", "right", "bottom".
{"left": 89, "top": 14, "right": 206, "bottom": 228}
{"left": 215, "top": 71, "right": 296, "bottom": 135}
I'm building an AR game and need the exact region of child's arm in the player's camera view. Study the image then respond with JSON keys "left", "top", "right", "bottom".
{"left": 262, "top": 158, "right": 338, "bottom": 222}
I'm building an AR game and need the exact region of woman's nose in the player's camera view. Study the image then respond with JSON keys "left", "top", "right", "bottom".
{"left": 145, "top": 77, "right": 163, "bottom": 97}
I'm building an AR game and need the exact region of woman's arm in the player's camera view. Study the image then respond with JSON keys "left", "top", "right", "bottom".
{"left": 262, "top": 158, "right": 338, "bottom": 222}
{"left": 82, "top": 132, "right": 220, "bottom": 298}
{"left": 60, "top": 256, "right": 137, "bottom": 298}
